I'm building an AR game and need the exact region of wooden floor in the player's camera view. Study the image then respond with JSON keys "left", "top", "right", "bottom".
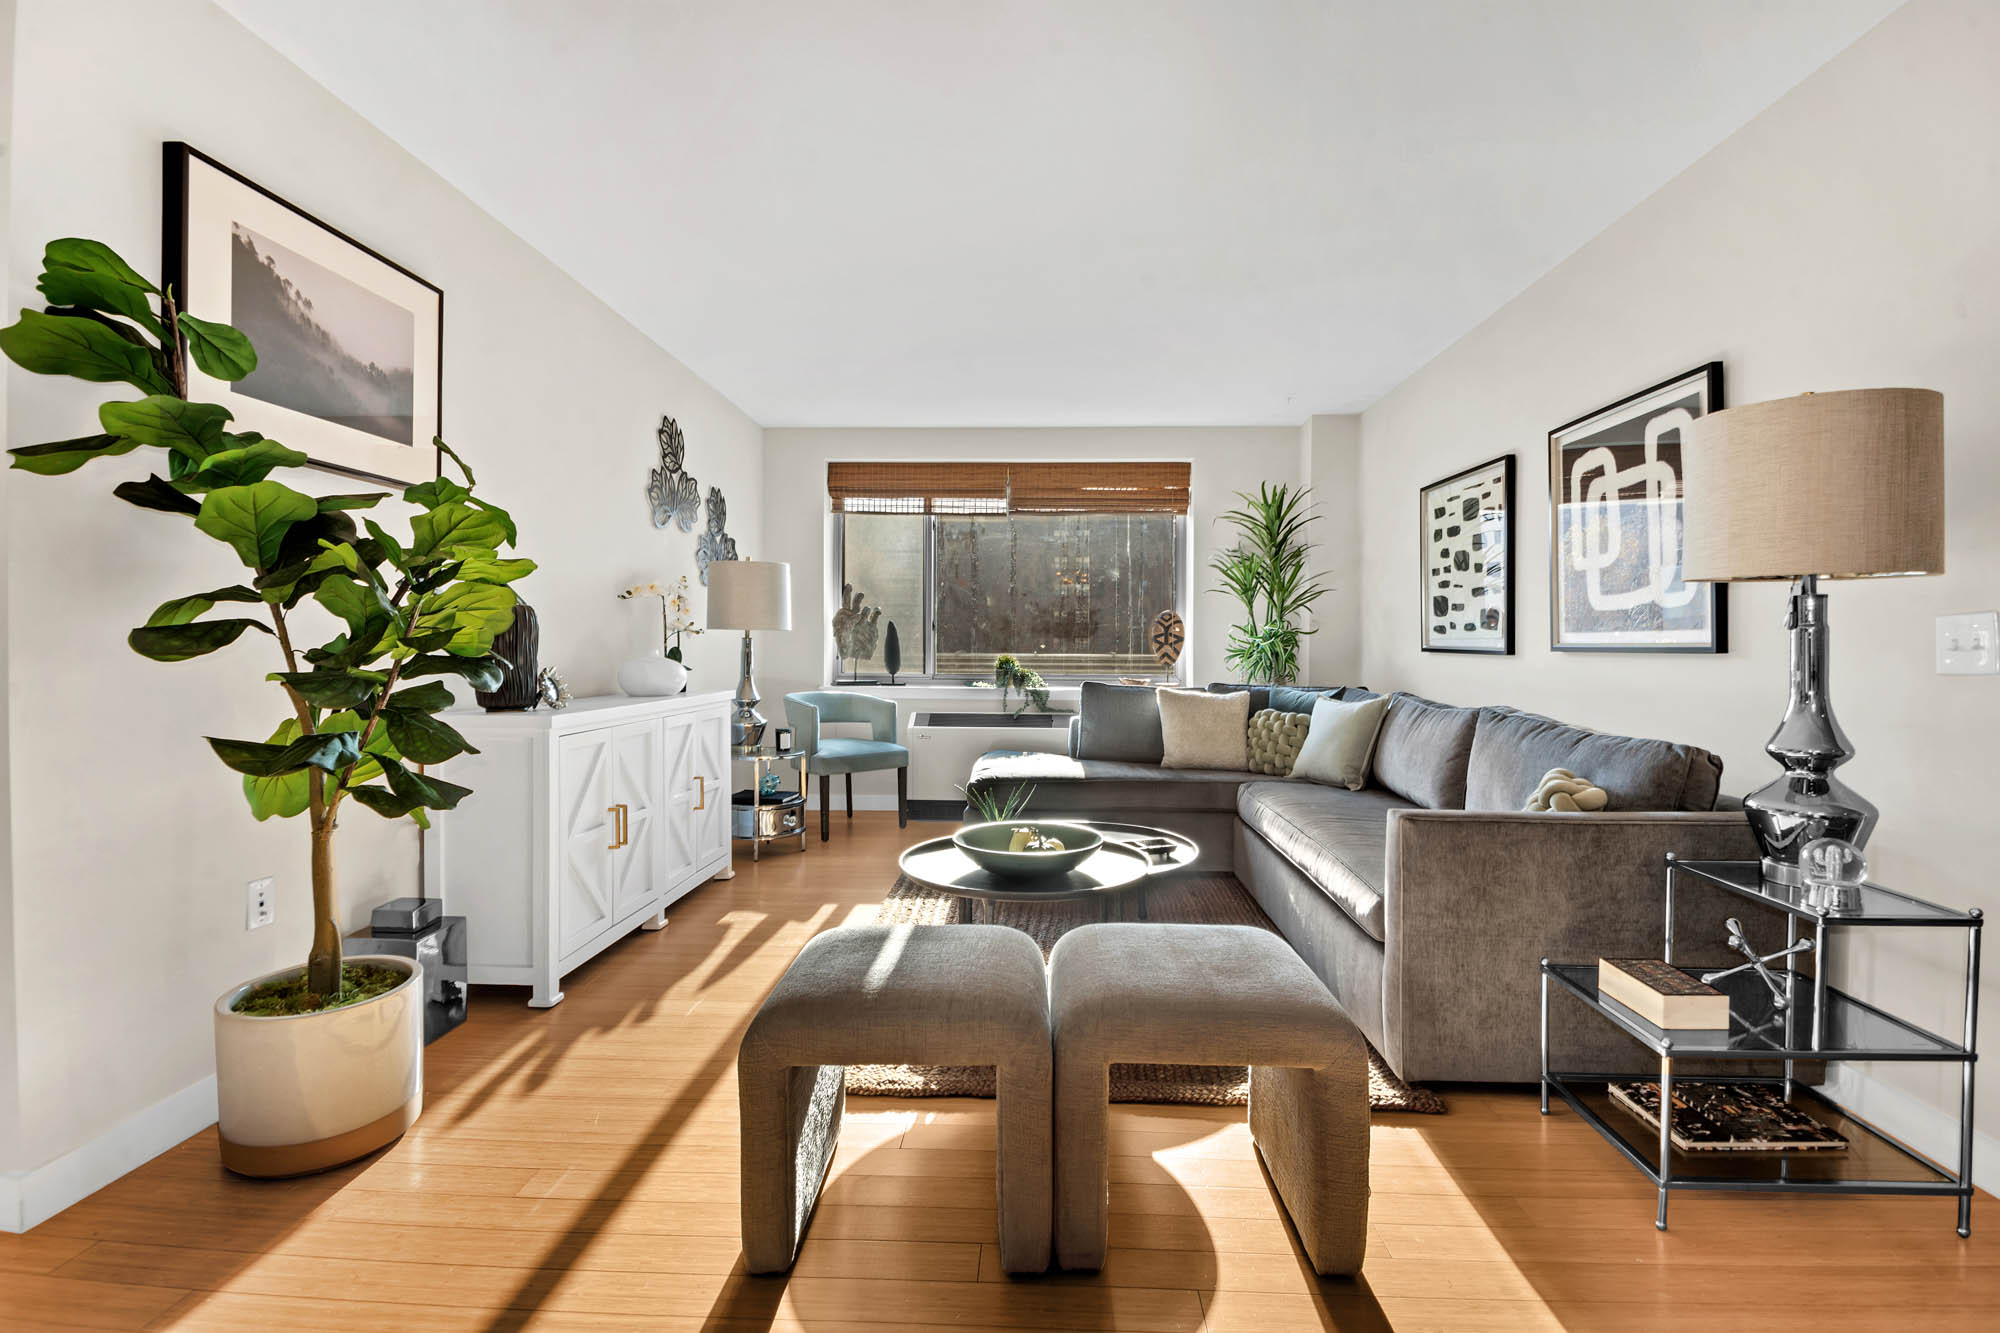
{"left": 3, "top": 814, "right": 1993, "bottom": 1331}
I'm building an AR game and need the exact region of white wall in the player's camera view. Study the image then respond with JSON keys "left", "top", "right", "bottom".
{"left": 760, "top": 426, "right": 1305, "bottom": 799}
{"left": 1356, "top": 0, "right": 2000, "bottom": 1179}
{"left": 1298, "top": 414, "right": 1361, "bottom": 687}
{"left": 2, "top": 0, "right": 761, "bottom": 1219}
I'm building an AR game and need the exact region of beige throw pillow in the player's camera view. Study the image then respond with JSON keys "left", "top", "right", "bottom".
{"left": 1247, "top": 709, "right": 1312, "bottom": 776}
{"left": 1291, "top": 694, "right": 1391, "bottom": 791}
{"left": 1157, "top": 688, "right": 1250, "bottom": 771}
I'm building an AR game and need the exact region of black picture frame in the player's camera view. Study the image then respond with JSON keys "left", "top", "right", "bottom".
{"left": 1547, "top": 362, "right": 1728, "bottom": 654}
{"left": 1419, "top": 453, "right": 1514, "bottom": 655}
{"left": 162, "top": 142, "right": 443, "bottom": 487}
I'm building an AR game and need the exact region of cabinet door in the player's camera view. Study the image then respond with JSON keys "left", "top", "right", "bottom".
{"left": 692, "top": 707, "right": 732, "bottom": 866}
{"left": 660, "top": 713, "right": 700, "bottom": 892}
{"left": 607, "top": 717, "right": 666, "bottom": 922}
{"left": 555, "top": 728, "right": 619, "bottom": 957}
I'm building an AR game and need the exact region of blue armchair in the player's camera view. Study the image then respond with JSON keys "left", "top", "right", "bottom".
{"left": 783, "top": 692, "right": 909, "bottom": 839}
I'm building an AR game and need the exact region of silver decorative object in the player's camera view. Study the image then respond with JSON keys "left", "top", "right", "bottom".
{"left": 671, "top": 472, "right": 700, "bottom": 531}
{"left": 647, "top": 417, "right": 686, "bottom": 529}
{"left": 1700, "top": 916, "right": 1814, "bottom": 1010}
{"left": 1800, "top": 836, "right": 1867, "bottom": 914}
{"left": 535, "top": 667, "right": 573, "bottom": 710}
{"left": 706, "top": 486, "right": 728, "bottom": 534}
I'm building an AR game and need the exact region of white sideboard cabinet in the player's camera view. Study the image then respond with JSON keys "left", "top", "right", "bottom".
{"left": 424, "top": 692, "right": 734, "bottom": 1006}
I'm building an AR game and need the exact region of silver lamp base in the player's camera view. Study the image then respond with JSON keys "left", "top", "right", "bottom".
{"left": 730, "top": 630, "right": 768, "bottom": 751}
{"left": 1744, "top": 575, "right": 1878, "bottom": 886}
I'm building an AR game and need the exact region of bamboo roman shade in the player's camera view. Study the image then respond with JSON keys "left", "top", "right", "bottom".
{"left": 826, "top": 461, "right": 1190, "bottom": 514}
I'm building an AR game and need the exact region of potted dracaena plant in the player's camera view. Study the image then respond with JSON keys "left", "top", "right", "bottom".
{"left": 1210, "top": 482, "right": 1328, "bottom": 685}
{"left": 0, "top": 237, "right": 534, "bottom": 1176}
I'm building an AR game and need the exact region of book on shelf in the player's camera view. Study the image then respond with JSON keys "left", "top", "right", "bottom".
{"left": 1601, "top": 994, "right": 1732, "bottom": 1045}
{"left": 1610, "top": 1080, "right": 1849, "bottom": 1153}
{"left": 1597, "top": 958, "right": 1730, "bottom": 1030}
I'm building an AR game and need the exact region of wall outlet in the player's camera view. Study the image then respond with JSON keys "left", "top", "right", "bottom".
{"left": 1936, "top": 611, "right": 1999, "bottom": 675}
{"left": 246, "top": 877, "right": 275, "bottom": 930}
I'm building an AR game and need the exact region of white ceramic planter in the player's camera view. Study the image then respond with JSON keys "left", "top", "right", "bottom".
{"left": 212, "top": 954, "right": 423, "bottom": 1177}
{"left": 619, "top": 651, "right": 690, "bottom": 696}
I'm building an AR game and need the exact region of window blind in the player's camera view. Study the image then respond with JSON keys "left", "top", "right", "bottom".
{"left": 827, "top": 461, "right": 1190, "bottom": 515}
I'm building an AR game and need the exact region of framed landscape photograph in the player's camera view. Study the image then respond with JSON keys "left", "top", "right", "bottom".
{"left": 1548, "top": 363, "right": 1726, "bottom": 653}
{"left": 163, "top": 142, "right": 442, "bottom": 487}
{"left": 1419, "top": 453, "right": 1513, "bottom": 655}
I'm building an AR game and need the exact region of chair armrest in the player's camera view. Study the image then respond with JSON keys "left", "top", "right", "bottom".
{"left": 1068, "top": 715, "right": 1082, "bottom": 759}
{"left": 1379, "top": 809, "right": 1761, "bottom": 1083}
{"left": 782, "top": 695, "right": 821, "bottom": 756}
{"left": 853, "top": 693, "right": 899, "bottom": 743}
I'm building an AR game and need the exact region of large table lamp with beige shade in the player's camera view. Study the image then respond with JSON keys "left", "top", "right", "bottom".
{"left": 707, "top": 560, "right": 793, "bottom": 751}
{"left": 1682, "top": 387, "right": 1944, "bottom": 885}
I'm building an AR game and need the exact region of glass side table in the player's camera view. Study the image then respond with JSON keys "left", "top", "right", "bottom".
{"left": 1540, "top": 854, "right": 1981, "bottom": 1235}
{"left": 730, "top": 746, "right": 807, "bottom": 861}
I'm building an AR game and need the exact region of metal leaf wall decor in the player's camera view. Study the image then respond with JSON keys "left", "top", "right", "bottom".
{"left": 695, "top": 485, "right": 740, "bottom": 584}
{"left": 648, "top": 416, "right": 700, "bottom": 530}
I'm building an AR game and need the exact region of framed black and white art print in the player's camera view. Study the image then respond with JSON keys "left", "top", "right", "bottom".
{"left": 1548, "top": 363, "right": 1726, "bottom": 653}
{"left": 163, "top": 142, "right": 442, "bottom": 487}
{"left": 1419, "top": 454, "right": 1513, "bottom": 654}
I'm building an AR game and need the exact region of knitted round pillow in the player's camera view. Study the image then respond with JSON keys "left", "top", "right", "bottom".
{"left": 1247, "top": 709, "right": 1312, "bottom": 776}
{"left": 1525, "top": 767, "right": 1609, "bottom": 813}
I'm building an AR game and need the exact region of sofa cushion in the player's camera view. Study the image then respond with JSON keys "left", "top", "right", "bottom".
{"left": 1159, "top": 688, "right": 1249, "bottom": 770}
{"left": 1247, "top": 709, "right": 1311, "bottom": 776}
{"left": 1076, "top": 682, "right": 1165, "bottom": 764}
{"left": 1204, "top": 682, "right": 1271, "bottom": 714}
{"left": 1466, "top": 708, "right": 1724, "bottom": 812}
{"left": 1369, "top": 693, "right": 1480, "bottom": 809}
{"left": 968, "top": 749, "right": 1257, "bottom": 814}
{"left": 1291, "top": 694, "right": 1391, "bottom": 791}
{"left": 1237, "top": 783, "right": 1417, "bottom": 943}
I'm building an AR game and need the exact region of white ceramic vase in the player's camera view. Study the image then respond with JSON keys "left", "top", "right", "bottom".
{"left": 619, "top": 651, "right": 690, "bottom": 696}
{"left": 212, "top": 954, "right": 423, "bottom": 1177}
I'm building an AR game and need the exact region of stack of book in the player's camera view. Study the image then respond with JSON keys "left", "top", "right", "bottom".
{"left": 1596, "top": 957, "right": 1731, "bottom": 1041}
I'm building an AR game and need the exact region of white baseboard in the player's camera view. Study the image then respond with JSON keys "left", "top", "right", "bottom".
{"left": 1822, "top": 1063, "right": 1994, "bottom": 1193}
{"left": 0, "top": 1075, "right": 217, "bottom": 1232}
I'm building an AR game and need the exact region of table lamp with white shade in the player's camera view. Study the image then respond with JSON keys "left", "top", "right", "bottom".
{"left": 1682, "top": 387, "right": 1944, "bottom": 884}
{"left": 706, "top": 560, "right": 793, "bottom": 751}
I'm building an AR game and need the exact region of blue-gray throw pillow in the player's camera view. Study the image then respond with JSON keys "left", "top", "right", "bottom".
{"left": 1077, "top": 682, "right": 1165, "bottom": 763}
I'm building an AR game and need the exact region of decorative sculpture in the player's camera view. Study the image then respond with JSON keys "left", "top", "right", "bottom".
{"left": 1150, "top": 609, "right": 1185, "bottom": 669}
{"left": 832, "top": 583, "right": 882, "bottom": 677}
{"left": 1525, "top": 767, "right": 1609, "bottom": 812}
{"left": 884, "top": 621, "right": 903, "bottom": 683}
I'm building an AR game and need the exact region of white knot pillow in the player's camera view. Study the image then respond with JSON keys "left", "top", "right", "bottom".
{"left": 1525, "top": 767, "right": 1608, "bottom": 813}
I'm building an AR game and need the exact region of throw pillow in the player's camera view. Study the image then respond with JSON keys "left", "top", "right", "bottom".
{"left": 1291, "top": 694, "right": 1392, "bottom": 791}
{"left": 1246, "top": 709, "right": 1312, "bottom": 776}
{"left": 1076, "top": 681, "right": 1165, "bottom": 763}
{"left": 1158, "top": 687, "right": 1250, "bottom": 771}
{"left": 1524, "top": 767, "right": 1609, "bottom": 813}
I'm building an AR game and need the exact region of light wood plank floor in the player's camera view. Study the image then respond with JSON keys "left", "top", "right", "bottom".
{"left": 3, "top": 813, "right": 1993, "bottom": 1331}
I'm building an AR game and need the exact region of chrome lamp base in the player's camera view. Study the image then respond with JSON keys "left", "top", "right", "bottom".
{"left": 1743, "top": 575, "right": 1878, "bottom": 885}
{"left": 730, "top": 630, "right": 768, "bottom": 751}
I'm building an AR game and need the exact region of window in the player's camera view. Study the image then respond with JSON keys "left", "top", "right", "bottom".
{"left": 830, "top": 462, "right": 1189, "bottom": 684}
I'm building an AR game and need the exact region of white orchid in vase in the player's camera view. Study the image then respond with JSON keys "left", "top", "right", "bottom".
{"left": 619, "top": 575, "right": 703, "bottom": 663}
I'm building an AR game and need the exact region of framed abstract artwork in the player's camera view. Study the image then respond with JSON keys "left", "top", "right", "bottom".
{"left": 163, "top": 142, "right": 442, "bottom": 487}
{"left": 1419, "top": 453, "right": 1513, "bottom": 654}
{"left": 1548, "top": 363, "right": 1727, "bottom": 653}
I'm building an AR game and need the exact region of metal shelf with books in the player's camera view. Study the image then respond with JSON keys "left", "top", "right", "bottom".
{"left": 1539, "top": 854, "right": 1982, "bottom": 1236}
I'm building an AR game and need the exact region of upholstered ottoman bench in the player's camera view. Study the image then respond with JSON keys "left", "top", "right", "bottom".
{"left": 1048, "top": 923, "right": 1370, "bottom": 1275}
{"left": 737, "top": 923, "right": 1052, "bottom": 1274}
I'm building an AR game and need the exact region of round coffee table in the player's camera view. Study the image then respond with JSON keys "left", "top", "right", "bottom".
{"left": 896, "top": 821, "right": 1198, "bottom": 925}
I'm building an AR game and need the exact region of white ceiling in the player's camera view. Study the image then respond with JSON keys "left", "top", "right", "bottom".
{"left": 220, "top": 0, "right": 1902, "bottom": 426}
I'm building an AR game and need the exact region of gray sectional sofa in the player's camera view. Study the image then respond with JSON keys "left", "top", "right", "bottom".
{"left": 965, "top": 683, "right": 1765, "bottom": 1084}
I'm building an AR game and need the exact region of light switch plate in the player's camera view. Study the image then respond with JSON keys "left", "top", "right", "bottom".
{"left": 1937, "top": 611, "right": 1999, "bottom": 675}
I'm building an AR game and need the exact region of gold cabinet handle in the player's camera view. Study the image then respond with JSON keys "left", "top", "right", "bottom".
{"left": 620, "top": 804, "right": 630, "bottom": 848}
{"left": 694, "top": 775, "right": 707, "bottom": 811}
{"left": 606, "top": 805, "right": 621, "bottom": 850}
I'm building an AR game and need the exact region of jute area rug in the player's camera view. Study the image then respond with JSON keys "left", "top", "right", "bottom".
{"left": 847, "top": 873, "right": 1445, "bottom": 1115}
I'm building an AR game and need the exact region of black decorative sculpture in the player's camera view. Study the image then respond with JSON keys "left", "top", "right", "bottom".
{"left": 884, "top": 620, "right": 902, "bottom": 683}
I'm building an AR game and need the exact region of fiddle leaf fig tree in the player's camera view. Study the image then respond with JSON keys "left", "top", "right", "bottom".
{"left": 2, "top": 237, "right": 535, "bottom": 1006}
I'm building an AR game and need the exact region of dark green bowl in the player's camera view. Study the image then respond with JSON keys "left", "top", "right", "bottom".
{"left": 952, "top": 820, "right": 1103, "bottom": 878}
